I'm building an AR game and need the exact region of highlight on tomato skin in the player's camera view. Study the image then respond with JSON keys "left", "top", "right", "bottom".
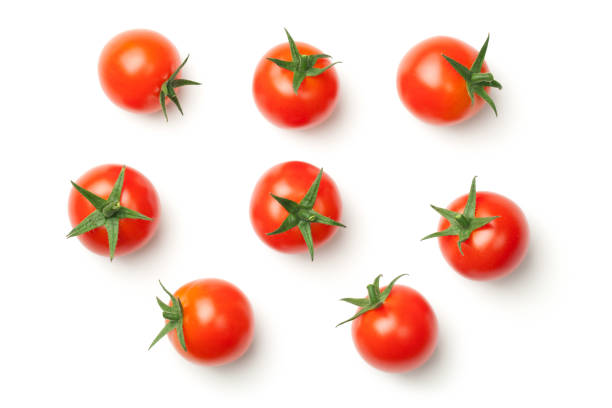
{"left": 150, "top": 279, "right": 254, "bottom": 366}
{"left": 397, "top": 35, "right": 502, "bottom": 126}
{"left": 252, "top": 29, "right": 340, "bottom": 129}
{"left": 66, "top": 164, "right": 160, "bottom": 260}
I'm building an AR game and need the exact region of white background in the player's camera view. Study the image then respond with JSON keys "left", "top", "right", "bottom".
{"left": 1, "top": 0, "right": 611, "bottom": 406}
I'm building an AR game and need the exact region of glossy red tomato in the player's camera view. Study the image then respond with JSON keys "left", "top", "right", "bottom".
{"left": 397, "top": 36, "right": 490, "bottom": 125}
{"left": 68, "top": 164, "right": 160, "bottom": 258}
{"left": 167, "top": 279, "right": 254, "bottom": 365}
{"left": 437, "top": 191, "right": 529, "bottom": 280}
{"left": 98, "top": 29, "right": 180, "bottom": 113}
{"left": 346, "top": 278, "right": 438, "bottom": 373}
{"left": 250, "top": 161, "right": 342, "bottom": 254}
{"left": 253, "top": 42, "right": 339, "bottom": 129}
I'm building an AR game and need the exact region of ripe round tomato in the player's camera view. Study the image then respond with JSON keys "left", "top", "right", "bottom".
{"left": 250, "top": 161, "right": 342, "bottom": 255}
{"left": 68, "top": 164, "right": 160, "bottom": 258}
{"left": 253, "top": 40, "right": 339, "bottom": 129}
{"left": 98, "top": 29, "right": 180, "bottom": 113}
{"left": 438, "top": 191, "right": 529, "bottom": 280}
{"left": 397, "top": 36, "right": 492, "bottom": 125}
{"left": 165, "top": 279, "right": 254, "bottom": 366}
{"left": 339, "top": 275, "right": 438, "bottom": 373}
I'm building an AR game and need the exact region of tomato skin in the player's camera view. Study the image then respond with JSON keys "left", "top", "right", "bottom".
{"left": 438, "top": 192, "right": 529, "bottom": 280}
{"left": 397, "top": 36, "right": 489, "bottom": 125}
{"left": 253, "top": 42, "right": 339, "bottom": 129}
{"left": 68, "top": 164, "right": 160, "bottom": 257}
{"left": 98, "top": 29, "right": 180, "bottom": 113}
{"left": 352, "top": 285, "right": 438, "bottom": 372}
{"left": 249, "top": 161, "right": 342, "bottom": 253}
{"left": 168, "top": 279, "right": 254, "bottom": 366}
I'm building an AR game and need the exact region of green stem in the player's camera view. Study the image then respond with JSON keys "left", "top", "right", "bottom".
{"left": 471, "top": 72, "right": 494, "bottom": 83}
{"left": 298, "top": 209, "right": 315, "bottom": 222}
{"left": 366, "top": 284, "right": 380, "bottom": 303}
{"left": 163, "top": 311, "right": 180, "bottom": 320}
{"left": 455, "top": 214, "right": 470, "bottom": 228}
{"left": 102, "top": 200, "right": 120, "bottom": 217}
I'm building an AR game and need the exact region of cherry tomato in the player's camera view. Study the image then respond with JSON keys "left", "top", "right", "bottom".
{"left": 339, "top": 275, "right": 438, "bottom": 373}
{"left": 67, "top": 164, "right": 160, "bottom": 259}
{"left": 439, "top": 192, "right": 528, "bottom": 280}
{"left": 151, "top": 279, "right": 254, "bottom": 366}
{"left": 99, "top": 29, "right": 179, "bottom": 112}
{"left": 249, "top": 161, "right": 343, "bottom": 258}
{"left": 397, "top": 36, "right": 501, "bottom": 125}
{"left": 423, "top": 178, "right": 529, "bottom": 280}
{"left": 98, "top": 29, "right": 198, "bottom": 118}
{"left": 253, "top": 30, "right": 339, "bottom": 129}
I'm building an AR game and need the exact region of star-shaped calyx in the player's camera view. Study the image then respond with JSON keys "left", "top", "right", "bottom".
{"left": 159, "top": 55, "right": 201, "bottom": 121}
{"left": 442, "top": 34, "right": 502, "bottom": 115}
{"left": 421, "top": 177, "right": 498, "bottom": 255}
{"left": 66, "top": 166, "right": 152, "bottom": 261}
{"left": 336, "top": 274, "right": 408, "bottom": 327}
{"left": 267, "top": 28, "right": 341, "bottom": 94}
{"left": 267, "top": 168, "right": 345, "bottom": 261}
{"left": 149, "top": 281, "right": 187, "bottom": 352}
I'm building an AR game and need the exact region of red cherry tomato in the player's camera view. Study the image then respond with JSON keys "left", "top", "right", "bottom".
{"left": 438, "top": 191, "right": 529, "bottom": 280}
{"left": 98, "top": 29, "right": 180, "bottom": 113}
{"left": 98, "top": 29, "right": 199, "bottom": 119}
{"left": 339, "top": 275, "right": 438, "bottom": 373}
{"left": 68, "top": 164, "right": 160, "bottom": 258}
{"left": 397, "top": 36, "right": 495, "bottom": 125}
{"left": 155, "top": 279, "right": 254, "bottom": 366}
{"left": 250, "top": 161, "right": 342, "bottom": 255}
{"left": 253, "top": 35, "right": 339, "bottom": 129}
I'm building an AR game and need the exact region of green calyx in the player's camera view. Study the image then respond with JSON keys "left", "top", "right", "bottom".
{"left": 421, "top": 177, "right": 499, "bottom": 255}
{"left": 149, "top": 281, "right": 187, "bottom": 352}
{"left": 66, "top": 166, "right": 152, "bottom": 261}
{"left": 266, "top": 168, "right": 345, "bottom": 261}
{"left": 267, "top": 28, "right": 341, "bottom": 94}
{"left": 442, "top": 34, "right": 502, "bottom": 116}
{"left": 159, "top": 55, "right": 201, "bottom": 121}
{"left": 336, "top": 274, "right": 408, "bottom": 327}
